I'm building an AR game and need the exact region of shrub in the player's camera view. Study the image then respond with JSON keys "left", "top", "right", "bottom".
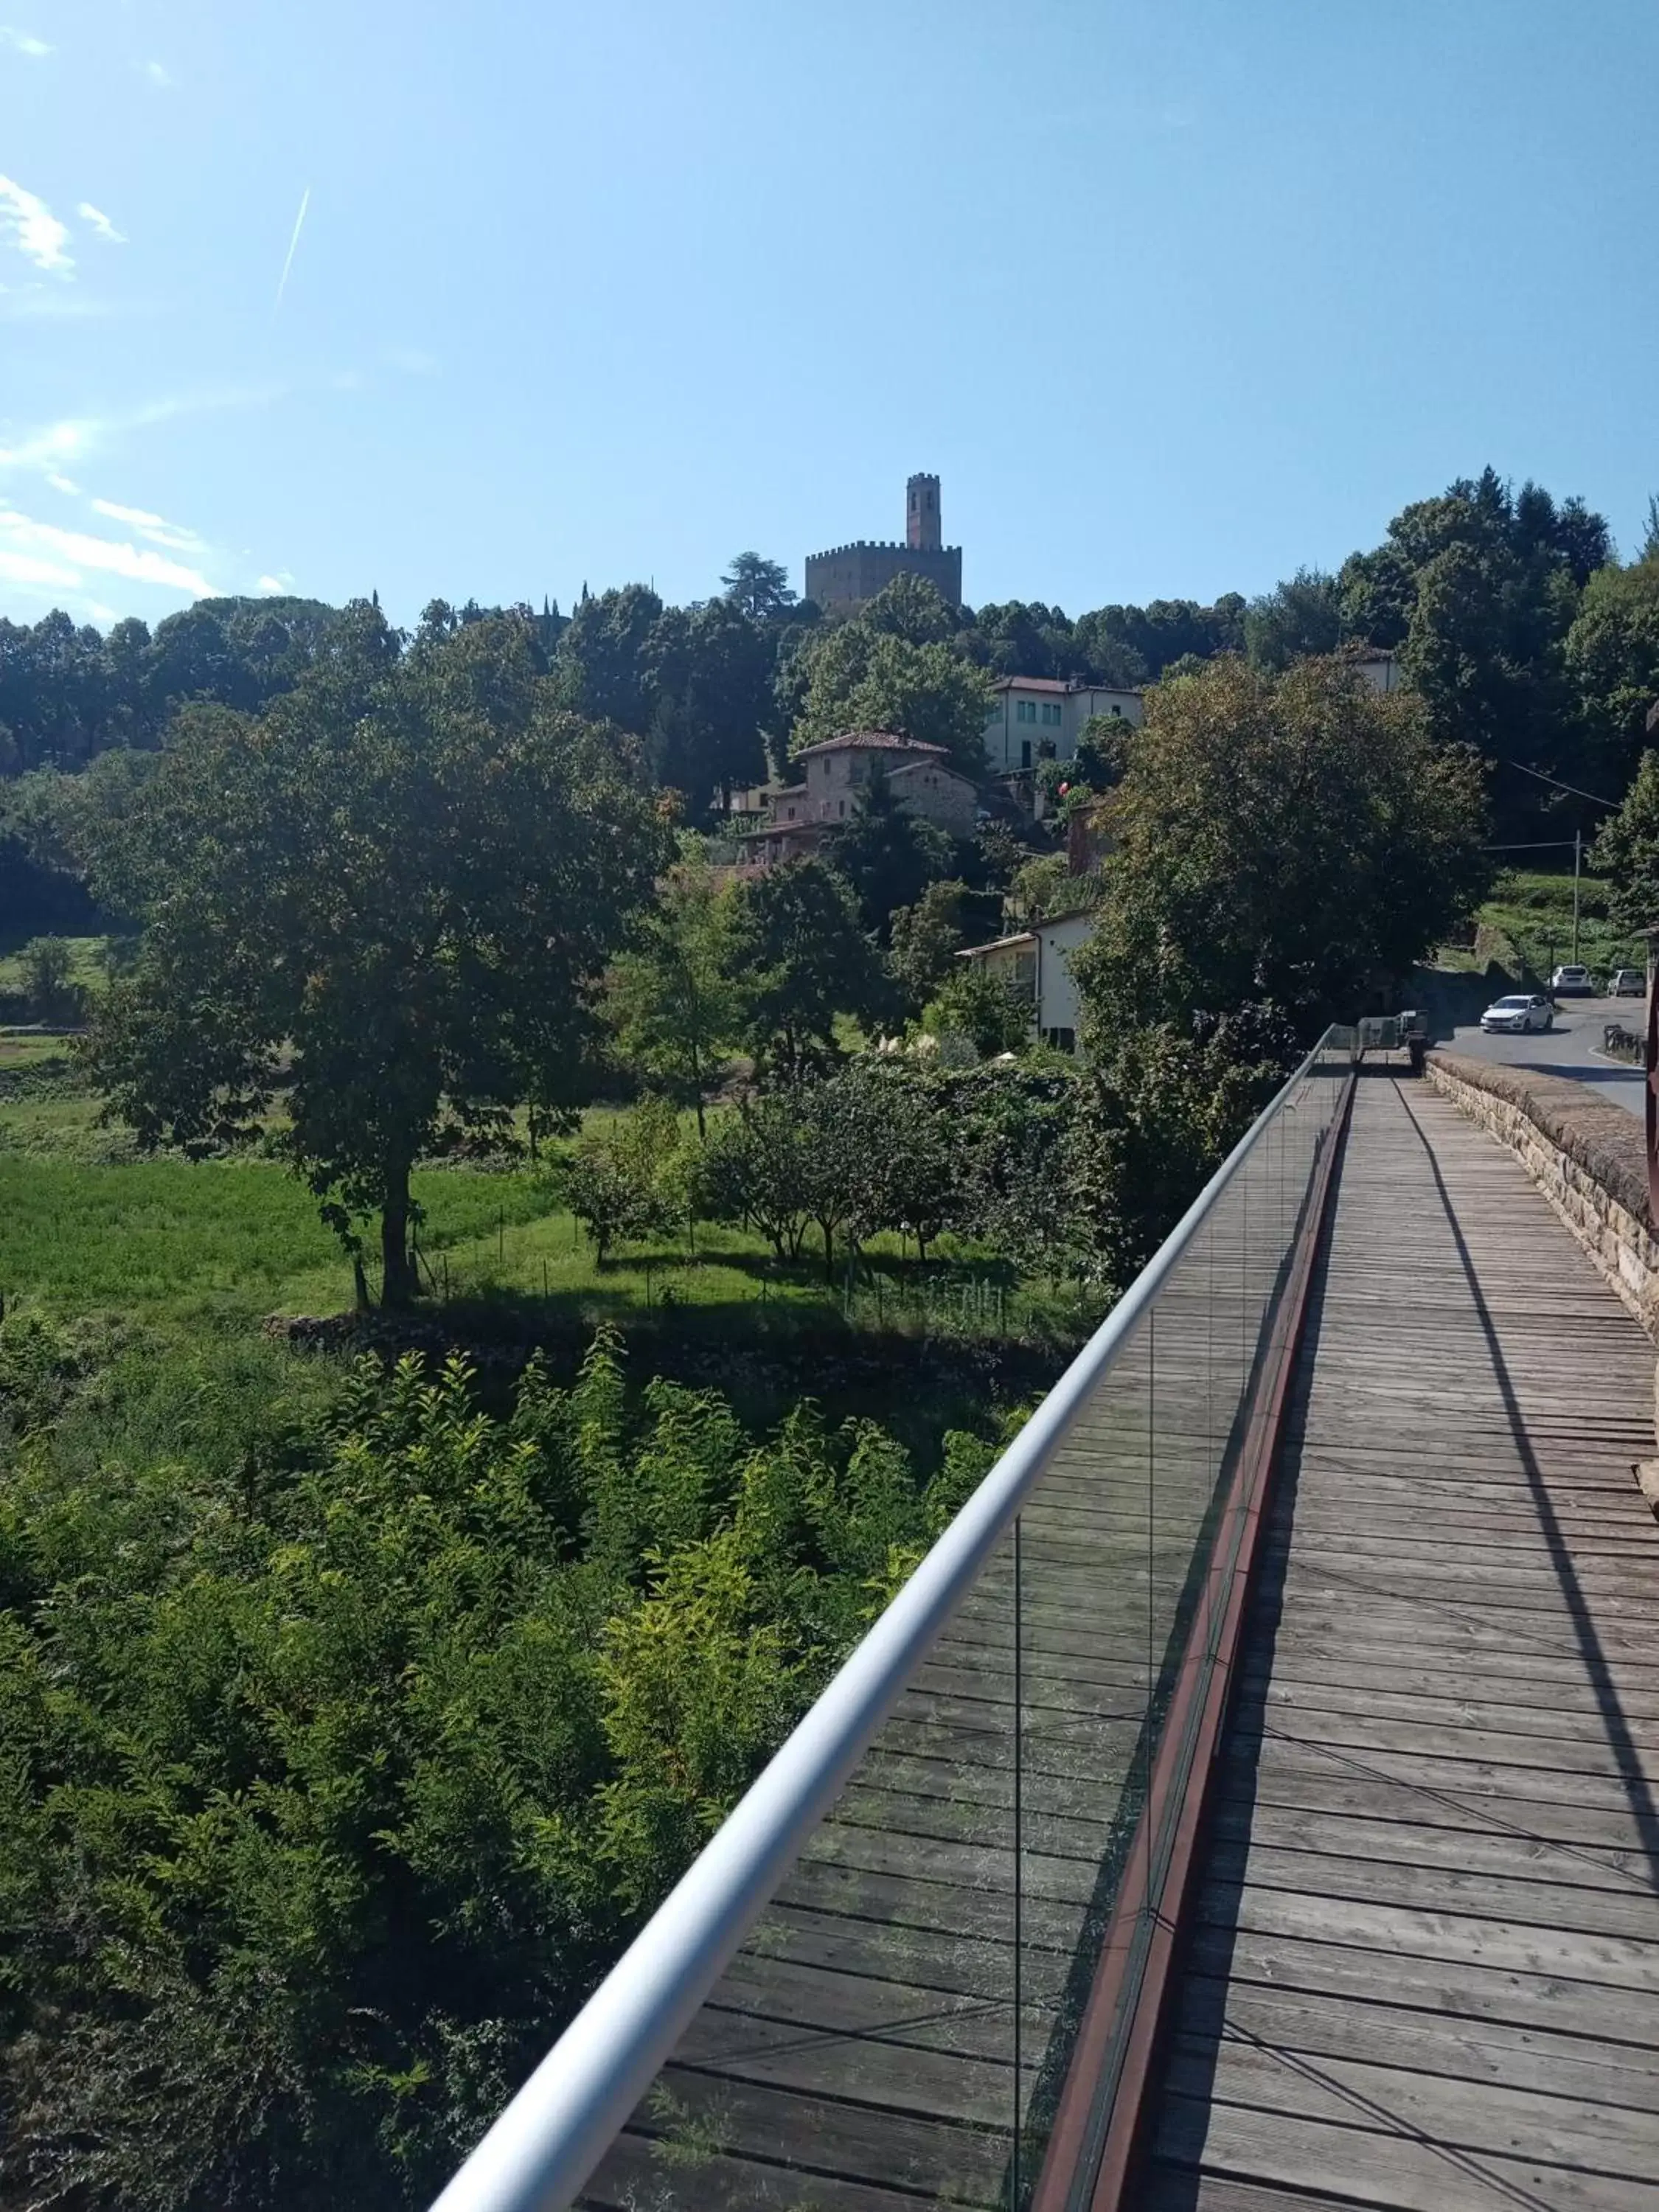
{"left": 558, "top": 1096, "right": 689, "bottom": 1261}
{"left": 0, "top": 1331, "right": 959, "bottom": 2209}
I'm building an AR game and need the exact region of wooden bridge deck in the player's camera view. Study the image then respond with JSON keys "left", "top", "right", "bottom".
{"left": 583, "top": 1071, "right": 1659, "bottom": 2211}
{"left": 1141, "top": 1074, "right": 1659, "bottom": 2211}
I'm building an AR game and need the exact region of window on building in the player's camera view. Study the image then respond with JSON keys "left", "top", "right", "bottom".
{"left": 1041, "top": 701, "right": 1062, "bottom": 726}
{"left": 1015, "top": 699, "right": 1037, "bottom": 724}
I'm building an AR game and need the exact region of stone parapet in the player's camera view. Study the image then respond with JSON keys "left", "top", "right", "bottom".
{"left": 1425, "top": 1052, "right": 1659, "bottom": 1338}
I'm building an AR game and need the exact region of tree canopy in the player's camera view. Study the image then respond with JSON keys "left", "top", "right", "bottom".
{"left": 78, "top": 605, "right": 669, "bottom": 1303}
{"left": 728, "top": 858, "right": 891, "bottom": 1078}
{"left": 1072, "top": 654, "right": 1491, "bottom": 1037}
{"left": 1590, "top": 748, "right": 1659, "bottom": 935}
{"left": 785, "top": 578, "right": 994, "bottom": 774}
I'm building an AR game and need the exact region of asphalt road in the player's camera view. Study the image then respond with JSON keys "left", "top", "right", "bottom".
{"left": 1443, "top": 992, "right": 1647, "bottom": 1119}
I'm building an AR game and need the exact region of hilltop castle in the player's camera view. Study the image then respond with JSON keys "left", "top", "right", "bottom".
{"left": 804, "top": 473, "right": 963, "bottom": 615}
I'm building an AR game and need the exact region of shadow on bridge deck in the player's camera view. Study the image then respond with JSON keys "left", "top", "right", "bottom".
{"left": 1140, "top": 1074, "right": 1659, "bottom": 2211}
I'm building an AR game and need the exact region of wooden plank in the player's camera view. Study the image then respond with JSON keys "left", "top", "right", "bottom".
{"left": 1152, "top": 2092, "right": 1659, "bottom": 2212}
{"left": 1164, "top": 2037, "right": 1659, "bottom": 2183}
{"left": 1172, "top": 1972, "right": 1659, "bottom": 2110}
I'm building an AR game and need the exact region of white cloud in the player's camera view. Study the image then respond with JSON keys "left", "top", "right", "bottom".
{"left": 0, "top": 505, "right": 215, "bottom": 596}
{"left": 90, "top": 496, "right": 206, "bottom": 554}
{"left": 0, "top": 174, "right": 72, "bottom": 274}
{"left": 0, "top": 386, "right": 289, "bottom": 485}
{"left": 77, "top": 202, "right": 126, "bottom": 246}
{"left": 144, "top": 59, "right": 172, "bottom": 88}
{"left": 0, "top": 418, "right": 88, "bottom": 473}
{"left": 0, "top": 26, "right": 50, "bottom": 58}
{"left": 0, "top": 546, "right": 80, "bottom": 588}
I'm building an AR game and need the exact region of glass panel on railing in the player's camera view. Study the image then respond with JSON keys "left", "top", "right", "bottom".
{"left": 1010, "top": 1294, "right": 1155, "bottom": 2192}
{"left": 582, "top": 1523, "right": 1026, "bottom": 2210}
{"left": 574, "top": 1038, "right": 1350, "bottom": 2212}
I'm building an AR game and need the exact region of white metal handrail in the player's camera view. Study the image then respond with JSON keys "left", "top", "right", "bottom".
{"left": 430, "top": 1026, "right": 1354, "bottom": 2212}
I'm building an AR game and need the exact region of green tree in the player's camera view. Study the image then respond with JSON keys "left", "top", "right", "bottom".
{"left": 1067, "top": 1005, "right": 1298, "bottom": 1287}
{"left": 79, "top": 607, "right": 669, "bottom": 1305}
{"left": 888, "top": 877, "right": 974, "bottom": 1012}
{"left": 1244, "top": 568, "right": 1343, "bottom": 671}
{"left": 787, "top": 580, "right": 992, "bottom": 776}
{"left": 562, "top": 1096, "right": 690, "bottom": 1260}
{"left": 925, "top": 959, "right": 1032, "bottom": 1057}
{"left": 1072, "top": 655, "right": 1490, "bottom": 1038}
{"left": 856, "top": 571, "right": 959, "bottom": 645}
{"left": 552, "top": 583, "right": 663, "bottom": 732}
{"left": 18, "top": 933, "right": 74, "bottom": 1018}
{"left": 609, "top": 846, "right": 742, "bottom": 1135}
{"left": 728, "top": 858, "right": 891, "bottom": 1079}
{"left": 641, "top": 597, "right": 772, "bottom": 816}
{"left": 822, "top": 770, "right": 954, "bottom": 938}
{"left": 1590, "top": 749, "right": 1659, "bottom": 934}
{"left": 1565, "top": 560, "right": 1659, "bottom": 794}
{"left": 698, "top": 1092, "right": 815, "bottom": 1262}
{"left": 1329, "top": 468, "right": 1611, "bottom": 838}
{"left": 721, "top": 552, "right": 796, "bottom": 622}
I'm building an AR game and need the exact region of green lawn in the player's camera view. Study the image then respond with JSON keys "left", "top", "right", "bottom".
{"left": 0, "top": 933, "right": 110, "bottom": 1000}
{"left": 0, "top": 1075, "right": 1091, "bottom": 1351}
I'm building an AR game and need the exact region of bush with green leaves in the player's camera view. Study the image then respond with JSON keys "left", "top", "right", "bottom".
{"left": 18, "top": 933, "right": 83, "bottom": 1020}
{"left": 923, "top": 958, "right": 1034, "bottom": 1058}
{"left": 559, "top": 1095, "right": 691, "bottom": 1261}
{"left": 0, "top": 1328, "right": 990, "bottom": 2210}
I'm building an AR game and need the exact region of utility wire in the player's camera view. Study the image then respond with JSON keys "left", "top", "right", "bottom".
{"left": 1503, "top": 758, "right": 1618, "bottom": 807}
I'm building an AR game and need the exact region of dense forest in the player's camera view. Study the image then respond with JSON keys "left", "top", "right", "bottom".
{"left": 2, "top": 466, "right": 1658, "bottom": 2207}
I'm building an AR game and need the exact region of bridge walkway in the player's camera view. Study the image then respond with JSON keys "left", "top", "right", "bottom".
{"left": 1138, "top": 1074, "right": 1659, "bottom": 2211}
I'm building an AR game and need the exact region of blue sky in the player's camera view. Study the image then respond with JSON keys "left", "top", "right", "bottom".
{"left": 2, "top": 0, "right": 1655, "bottom": 633}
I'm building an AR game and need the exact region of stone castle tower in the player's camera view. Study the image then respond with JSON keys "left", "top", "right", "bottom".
{"left": 805, "top": 473, "right": 963, "bottom": 615}
{"left": 906, "top": 472, "right": 942, "bottom": 552}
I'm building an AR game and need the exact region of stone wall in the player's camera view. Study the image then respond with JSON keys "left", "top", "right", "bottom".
{"left": 804, "top": 541, "right": 963, "bottom": 614}
{"left": 1425, "top": 1051, "right": 1659, "bottom": 1339}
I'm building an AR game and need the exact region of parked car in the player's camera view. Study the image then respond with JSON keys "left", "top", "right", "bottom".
{"left": 1550, "top": 964, "right": 1592, "bottom": 996}
{"left": 1610, "top": 967, "right": 1646, "bottom": 997}
{"left": 1481, "top": 993, "right": 1554, "bottom": 1034}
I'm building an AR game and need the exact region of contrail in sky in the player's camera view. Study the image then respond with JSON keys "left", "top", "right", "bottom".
{"left": 272, "top": 185, "right": 310, "bottom": 318}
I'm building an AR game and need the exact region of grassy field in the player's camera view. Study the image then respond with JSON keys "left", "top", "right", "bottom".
{"left": 1444, "top": 868, "right": 1645, "bottom": 987}
{"left": 0, "top": 933, "right": 110, "bottom": 1002}
{"left": 0, "top": 1060, "right": 1091, "bottom": 1360}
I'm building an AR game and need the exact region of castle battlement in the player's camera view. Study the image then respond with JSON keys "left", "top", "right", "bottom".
{"left": 807, "top": 538, "right": 964, "bottom": 562}
{"left": 804, "top": 477, "right": 963, "bottom": 614}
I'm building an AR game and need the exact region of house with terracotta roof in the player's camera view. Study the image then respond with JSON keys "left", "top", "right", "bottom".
{"left": 737, "top": 731, "right": 978, "bottom": 869}
{"left": 982, "top": 677, "right": 1142, "bottom": 775}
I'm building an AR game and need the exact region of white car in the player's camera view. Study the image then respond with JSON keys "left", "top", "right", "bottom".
{"left": 1481, "top": 993, "right": 1553, "bottom": 1034}
{"left": 1550, "top": 964, "right": 1592, "bottom": 997}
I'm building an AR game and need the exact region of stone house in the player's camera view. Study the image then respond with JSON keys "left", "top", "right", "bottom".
{"left": 737, "top": 731, "right": 978, "bottom": 871}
